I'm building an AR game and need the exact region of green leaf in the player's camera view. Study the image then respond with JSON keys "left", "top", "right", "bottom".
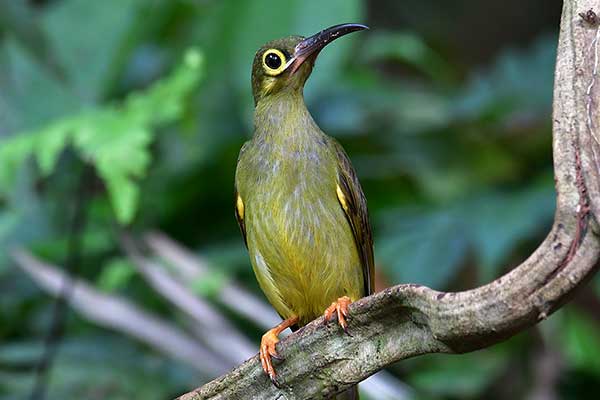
{"left": 191, "top": 270, "right": 228, "bottom": 299}
{"left": 0, "top": 341, "right": 43, "bottom": 364}
{"left": 467, "top": 185, "right": 555, "bottom": 281}
{"left": 97, "top": 258, "right": 136, "bottom": 292}
{"left": 377, "top": 184, "right": 554, "bottom": 288}
{"left": 43, "top": 0, "right": 141, "bottom": 101}
{"left": 560, "top": 310, "right": 600, "bottom": 375}
{"left": 0, "top": 48, "right": 204, "bottom": 224}
{"left": 455, "top": 35, "right": 556, "bottom": 120}
{"left": 0, "top": 38, "right": 79, "bottom": 135}
{"left": 377, "top": 209, "right": 468, "bottom": 289}
{"left": 34, "top": 119, "right": 73, "bottom": 175}
{"left": 0, "top": 133, "right": 36, "bottom": 189}
{"left": 0, "top": 337, "right": 194, "bottom": 399}
{"left": 406, "top": 350, "right": 508, "bottom": 398}
{"left": 101, "top": 167, "right": 141, "bottom": 225}
{"left": 362, "top": 31, "right": 457, "bottom": 84}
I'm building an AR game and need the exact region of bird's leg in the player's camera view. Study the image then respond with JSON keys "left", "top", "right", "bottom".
{"left": 260, "top": 315, "right": 299, "bottom": 383}
{"left": 323, "top": 295, "right": 352, "bottom": 334}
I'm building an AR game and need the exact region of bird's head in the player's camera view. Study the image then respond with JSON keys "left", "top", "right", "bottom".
{"left": 251, "top": 23, "right": 368, "bottom": 105}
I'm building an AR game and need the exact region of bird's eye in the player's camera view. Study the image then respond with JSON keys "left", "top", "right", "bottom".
{"left": 265, "top": 53, "right": 281, "bottom": 69}
{"left": 262, "top": 49, "right": 287, "bottom": 76}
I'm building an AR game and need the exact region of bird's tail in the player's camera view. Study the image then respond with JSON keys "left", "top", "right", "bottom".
{"left": 334, "top": 385, "right": 359, "bottom": 400}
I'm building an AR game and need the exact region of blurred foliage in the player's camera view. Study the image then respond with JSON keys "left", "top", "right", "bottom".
{"left": 1, "top": 0, "right": 598, "bottom": 399}
{"left": 0, "top": 48, "right": 203, "bottom": 223}
{"left": 0, "top": 337, "right": 194, "bottom": 399}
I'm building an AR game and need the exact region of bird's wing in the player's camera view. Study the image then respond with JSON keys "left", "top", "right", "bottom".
{"left": 234, "top": 142, "right": 249, "bottom": 248}
{"left": 234, "top": 188, "right": 248, "bottom": 248}
{"left": 331, "top": 139, "right": 375, "bottom": 296}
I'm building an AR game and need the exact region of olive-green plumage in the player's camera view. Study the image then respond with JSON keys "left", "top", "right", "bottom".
{"left": 235, "top": 25, "right": 372, "bottom": 400}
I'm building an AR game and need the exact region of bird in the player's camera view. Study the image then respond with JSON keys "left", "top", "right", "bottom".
{"left": 234, "top": 23, "right": 373, "bottom": 400}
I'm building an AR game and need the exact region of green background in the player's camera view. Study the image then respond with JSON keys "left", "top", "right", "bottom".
{"left": 1, "top": 0, "right": 598, "bottom": 399}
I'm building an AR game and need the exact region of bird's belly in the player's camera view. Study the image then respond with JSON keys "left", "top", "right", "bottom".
{"left": 247, "top": 186, "right": 363, "bottom": 325}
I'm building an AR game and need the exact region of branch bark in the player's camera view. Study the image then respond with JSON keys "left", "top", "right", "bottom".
{"left": 179, "top": 1, "right": 600, "bottom": 398}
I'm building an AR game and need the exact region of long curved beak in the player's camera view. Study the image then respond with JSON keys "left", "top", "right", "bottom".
{"left": 288, "top": 23, "right": 368, "bottom": 74}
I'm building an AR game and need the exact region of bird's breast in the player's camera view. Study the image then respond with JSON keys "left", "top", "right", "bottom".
{"left": 238, "top": 142, "right": 363, "bottom": 323}
{"left": 249, "top": 144, "right": 340, "bottom": 255}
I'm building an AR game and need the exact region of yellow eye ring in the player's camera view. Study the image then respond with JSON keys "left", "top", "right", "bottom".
{"left": 262, "top": 49, "right": 287, "bottom": 76}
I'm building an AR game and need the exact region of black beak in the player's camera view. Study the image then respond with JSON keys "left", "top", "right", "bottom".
{"left": 289, "top": 23, "right": 368, "bottom": 74}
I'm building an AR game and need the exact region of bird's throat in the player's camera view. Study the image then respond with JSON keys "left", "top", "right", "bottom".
{"left": 253, "top": 90, "right": 320, "bottom": 145}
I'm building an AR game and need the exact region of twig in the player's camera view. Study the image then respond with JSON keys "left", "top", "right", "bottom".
{"left": 145, "top": 231, "right": 280, "bottom": 328}
{"left": 29, "top": 165, "right": 91, "bottom": 400}
{"left": 120, "top": 234, "right": 257, "bottom": 364}
{"left": 12, "top": 249, "right": 229, "bottom": 376}
{"left": 527, "top": 329, "right": 563, "bottom": 400}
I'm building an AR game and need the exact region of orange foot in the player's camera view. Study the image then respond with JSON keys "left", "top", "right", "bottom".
{"left": 323, "top": 295, "right": 353, "bottom": 334}
{"left": 259, "top": 315, "right": 299, "bottom": 384}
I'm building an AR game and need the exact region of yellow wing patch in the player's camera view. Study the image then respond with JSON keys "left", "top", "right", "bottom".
{"left": 236, "top": 194, "right": 245, "bottom": 220}
{"left": 234, "top": 190, "right": 248, "bottom": 248}
{"left": 336, "top": 184, "right": 349, "bottom": 213}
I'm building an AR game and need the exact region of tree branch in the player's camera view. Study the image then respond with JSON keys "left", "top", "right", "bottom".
{"left": 120, "top": 234, "right": 258, "bottom": 364}
{"left": 11, "top": 249, "right": 230, "bottom": 376}
{"left": 144, "top": 231, "right": 282, "bottom": 329}
{"left": 177, "top": 1, "right": 600, "bottom": 399}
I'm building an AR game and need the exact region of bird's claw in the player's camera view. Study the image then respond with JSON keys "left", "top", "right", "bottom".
{"left": 323, "top": 296, "right": 352, "bottom": 335}
{"left": 260, "top": 330, "right": 281, "bottom": 383}
{"left": 258, "top": 316, "right": 299, "bottom": 386}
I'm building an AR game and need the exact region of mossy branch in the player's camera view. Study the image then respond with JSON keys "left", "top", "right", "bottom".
{"left": 178, "top": 1, "right": 600, "bottom": 398}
